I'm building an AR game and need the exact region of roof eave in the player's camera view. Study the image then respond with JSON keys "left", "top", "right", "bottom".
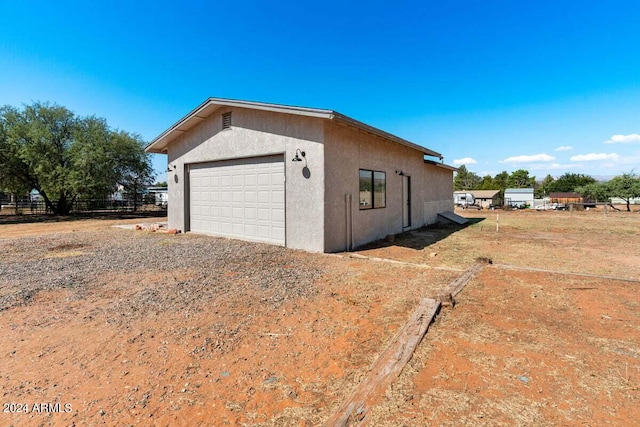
{"left": 424, "top": 159, "right": 457, "bottom": 171}
{"left": 145, "top": 97, "right": 336, "bottom": 154}
{"left": 146, "top": 98, "right": 444, "bottom": 161}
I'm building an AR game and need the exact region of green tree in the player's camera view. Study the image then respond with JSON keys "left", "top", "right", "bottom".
{"left": 0, "top": 102, "right": 154, "bottom": 215}
{"left": 0, "top": 123, "right": 31, "bottom": 213}
{"left": 492, "top": 171, "right": 509, "bottom": 191}
{"left": 454, "top": 165, "right": 481, "bottom": 190}
{"left": 479, "top": 175, "right": 495, "bottom": 190}
{"left": 110, "top": 130, "right": 155, "bottom": 211}
{"left": 548, "top": 173, "right": 596, "bottom": 193}
{"left": 536, "top": 174, "right": 555, "bottom": 198}
{"left": 508, "top": 169, "right": 535, "bottom": 188}
{"left": 576, "top": 182, "right": 610, "bottom": 203}
{"left": 607, "top": 172, "right": 640, "bottom": 212}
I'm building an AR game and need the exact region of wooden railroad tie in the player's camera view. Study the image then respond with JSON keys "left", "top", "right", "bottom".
{"left": 325, "top": 263, "right": 485, "bottom": 426}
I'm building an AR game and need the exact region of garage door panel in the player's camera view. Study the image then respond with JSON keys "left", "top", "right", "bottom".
{"left": 220, "top": 206, "right": 232, "bottom": 218}
{"left": 189, "top": 155, "right": 285, "bottom": 245}
{"left": 257, "top": 208, "right": 271, "bottom": 221}
{"left": 244, "top": 224, "right": 257, "bottom": 237}
{"left": 232, "top": 175, "right": 243, "bottom": 186}
{"left": 272, "top": 190, "right": 285, "bottom": 204}
{"left": 257, "top": 191, "right": 271, "bottom": 204}
{"left": 232, "top": 223, "right": 245, "bottom": 235}
{"left": 245, "top": 208, "right": 256, "bottom": 220}
{"left": 257, "top": 173, "right": 272, "bottom": 185}
{"left": 232, "top": 207, "right": 243, "bottom": 220}
{"left": 272, "top": 208, "right": 285, "bottom": 222}
{"left": 272, "top": 171, "right": 284, "bottom": 182}
{"left": 257, "top": 226, "right": 271, "bottom": 239}
{"left": 244, "top": 191, "right": 256, "bottom": 203}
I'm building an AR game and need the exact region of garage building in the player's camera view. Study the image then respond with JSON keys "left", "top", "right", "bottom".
{"left": 146, "top": 98, "right": 455, "bottom": 252}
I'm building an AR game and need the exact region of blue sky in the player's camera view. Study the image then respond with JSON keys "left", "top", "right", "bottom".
{"left": 2, "top": 0, "right": 639, "bottom": 182}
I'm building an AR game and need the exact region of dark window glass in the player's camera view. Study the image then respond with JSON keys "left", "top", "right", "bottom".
{"left": 373, "top": 171, "right": 386, "bottom": 208}
{"left": 359, "top": 169, "right": 386, "bottom": 209}
{"left": 359, "top": 170, "right": 372, "bottom": 209}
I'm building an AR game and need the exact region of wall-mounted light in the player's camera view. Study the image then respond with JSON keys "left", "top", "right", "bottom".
{"left": 395, "top": 170, "right": 405, "bottom": 176}
{"left": 292, "top": 149, "right": 306, "bottom": 162}
{"left": 167, "top": 164, "right": 176, "bottom": 172}
{"left": 292, "top": 148, "right": 310, "bottom": 179}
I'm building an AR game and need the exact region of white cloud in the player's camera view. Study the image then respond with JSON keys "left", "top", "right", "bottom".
{"left": 500, "top": 153, "right": 555, "bottom": 163}
{"left": 570, "top": 153, "right": 620, "bottom": 161}
{"left": 453, "top": 157, "right": 477, "bottom": 165}
{"left": 524, "top": 162, "right": 577, "bottom": 171}
{"left": 555, "top": 146, "right": 573, "bottom": 151}
{"left": 604, "top": 134, "right": 640, "bottom": 144}
{"left": 547, "top": 163, "right": 575, "bottom": 170}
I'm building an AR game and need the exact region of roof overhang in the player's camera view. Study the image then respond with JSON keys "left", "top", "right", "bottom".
{"left": 469, "top": 190, "right": 500, "bottom": 198}
{"left": 145, "top": 97, "right": 443, "bottom": 159}
{"left": 424, "top": 159, "right": 457, "bottom": 171}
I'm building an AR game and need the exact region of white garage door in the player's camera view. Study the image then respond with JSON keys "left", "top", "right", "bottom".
{"left": 189, "top": 155, "right": 285, "bottom": 245}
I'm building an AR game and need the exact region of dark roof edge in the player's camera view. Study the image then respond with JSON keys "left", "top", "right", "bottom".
{"left": 424, "top": 159, "right": 457, "bottom": 171}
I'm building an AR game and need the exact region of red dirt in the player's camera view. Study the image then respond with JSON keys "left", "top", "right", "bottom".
{"left": 2, "top": 210, "right": 639, "bottom": 426}
{"left": 369, "top": 268, "right": 640, "bottom": 426}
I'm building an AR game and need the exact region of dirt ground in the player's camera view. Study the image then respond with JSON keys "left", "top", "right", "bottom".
{"left": 1, "top": 208, "right": 639, "bottom": 426}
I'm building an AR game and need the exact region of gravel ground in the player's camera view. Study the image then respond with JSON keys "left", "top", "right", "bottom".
{"left": 0, "top": 229, "right": 326, "bottom": 316}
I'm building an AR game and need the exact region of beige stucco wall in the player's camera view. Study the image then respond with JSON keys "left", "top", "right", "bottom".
{"left": 323, "top": 121, "right": 452, "bottom": 252}
{"left": 166, "top": 107, "right": 325, "bottom": 252}
{"left": 422, "top": 164, "right": 455, "bottom": 224}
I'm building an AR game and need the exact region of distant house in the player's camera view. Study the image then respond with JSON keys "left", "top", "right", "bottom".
{"left": 147, "top": 186, "right": 168, "bottom": 207}
{"left": 610, "top": 197, "right": 640, "bottom": 205}
{"left": 504, "top": 188, "right": 534, "bottom": 208}
{"left": 469, "top": 190, "right": 501, "bottom": 209}
{"left": 549, "top": 192, "right": 583, "bottom": 204}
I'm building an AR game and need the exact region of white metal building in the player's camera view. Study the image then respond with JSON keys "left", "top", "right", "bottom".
{"left": 504, "top": 188, "right": 534, "bottom": 208}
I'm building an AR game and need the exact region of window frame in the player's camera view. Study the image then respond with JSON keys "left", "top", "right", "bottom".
{"left": 359, "top": 169, "right": 386, "bottom": 210}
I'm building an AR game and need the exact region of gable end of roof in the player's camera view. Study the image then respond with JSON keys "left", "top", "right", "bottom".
{"left": 145, "top": 97, "right": 443, "bottom": 159}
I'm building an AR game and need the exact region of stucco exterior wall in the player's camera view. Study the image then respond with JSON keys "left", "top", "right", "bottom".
{"left": 166, "top": 107, "right": 325, "bottom": 252}
{"left": 323, "top": 121, "right": 450, "bottom": 252}
{"left": 422, "top": 163, "right": 455, "bottom": 224}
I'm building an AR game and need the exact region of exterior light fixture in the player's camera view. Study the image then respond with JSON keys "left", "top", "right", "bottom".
{"left": 292, "top": 149, "right": 306, "bottom": 162}
{"left": 167, "top": 164, "right": 176, "bottom": 172}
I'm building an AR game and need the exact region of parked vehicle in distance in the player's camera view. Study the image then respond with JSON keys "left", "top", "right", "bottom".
{"left": 462, "top": 204, "right": 482, "bottom": 210}
{"left": 454, "top": 191, "right": 475, "bottom": 207}
{"left": 535, "top": 202, "right": 566, "bottom": 211}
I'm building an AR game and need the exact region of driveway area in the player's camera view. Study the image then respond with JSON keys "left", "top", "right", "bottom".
{"left": 0, "top": 218, "right": 457, "bottom": 426}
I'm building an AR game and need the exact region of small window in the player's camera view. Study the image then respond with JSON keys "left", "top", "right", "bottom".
{"left": 222, "top": 112, "right": 232, "bottom": 129}
{"left": 359, "top": 169, "right": 386, "bottom": 209}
